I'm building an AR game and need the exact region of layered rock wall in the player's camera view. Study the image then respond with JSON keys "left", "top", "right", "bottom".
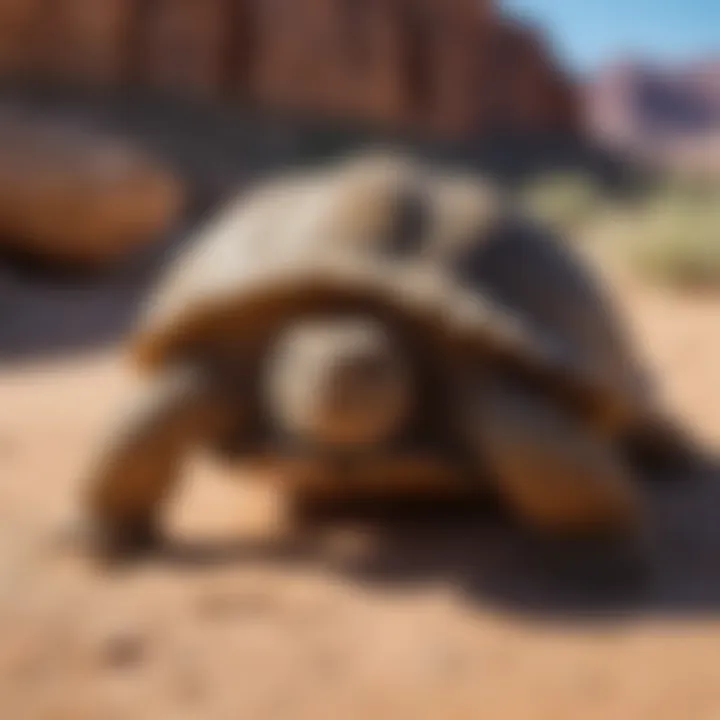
{"left": 0, "top": 0, "right": 578, "bottom": 139}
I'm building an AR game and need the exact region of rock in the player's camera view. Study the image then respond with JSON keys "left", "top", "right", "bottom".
{"left": 0, "top": 115, "right": 187, "bottom": 268}
{"left": 246, "top": 0, "right": 578, "bottom": 139}
{"left": 37, "top": 0, "right": 137, "bottom": 87}
{"left": 488, "top": 20, "right": 579, "bottom": 135}
{"left": 0, "top": 0, "right": 579, "bottom": 141}
{"left": 136, "top": 0, "right": 235, "bottom": 99}
{"left": 0, "top": 0, "right": 44, "bottom": 79}
{"left": 407, "top": 7, "right": 491, "bottom": 136}
{"left": 97, "top": 628, "right": 147, "bottom": 669}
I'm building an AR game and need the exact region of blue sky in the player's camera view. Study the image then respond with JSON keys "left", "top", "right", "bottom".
{"left": 502, "top": 0, "right": 720, "bottom": 75}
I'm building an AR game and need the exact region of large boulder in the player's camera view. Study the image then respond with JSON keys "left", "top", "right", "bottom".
{"left": 0, "top": 115, "right": 187, "bottom": 268}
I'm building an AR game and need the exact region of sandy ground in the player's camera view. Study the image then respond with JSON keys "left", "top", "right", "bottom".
{"left": 2, "top": 257, "right": 720, "bottom": 720}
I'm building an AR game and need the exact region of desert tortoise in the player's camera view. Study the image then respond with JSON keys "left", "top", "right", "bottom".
{"left": 80, "top": 152, "right": 690, "bottom": 556}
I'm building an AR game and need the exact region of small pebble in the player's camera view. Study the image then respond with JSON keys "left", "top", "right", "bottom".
{"left": 97, "top": 630, "right": 147, "bottom": 669}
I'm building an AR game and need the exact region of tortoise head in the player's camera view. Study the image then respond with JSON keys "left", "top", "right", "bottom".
{"left": 263, "top": 315, "right": 414, "bottom": 450}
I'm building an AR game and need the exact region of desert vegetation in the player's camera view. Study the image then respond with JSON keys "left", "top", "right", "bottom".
{"left": 521, "top": 171, "right": 720, "bottom": 290}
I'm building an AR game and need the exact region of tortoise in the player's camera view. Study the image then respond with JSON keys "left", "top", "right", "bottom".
{"left": 79, "top": 151, "right": 692, "bottom": 557}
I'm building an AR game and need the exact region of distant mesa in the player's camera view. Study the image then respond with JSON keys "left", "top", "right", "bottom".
{"left": 584, "top": 56, "right": 720, "bottom": 174}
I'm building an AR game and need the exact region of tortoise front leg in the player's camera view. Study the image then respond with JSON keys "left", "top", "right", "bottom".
{"left": 80, "top": 366, "right": 236, "bottom": 559}
{"left": 459, "top": 374, "right": 644, "bottom": 536}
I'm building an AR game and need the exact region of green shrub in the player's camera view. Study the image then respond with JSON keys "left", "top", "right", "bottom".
{"left": 610, "top": 186, "right": 720, "bottom": 289}
{"left": 521, "top": 172, "right": 605, "bottom": 233}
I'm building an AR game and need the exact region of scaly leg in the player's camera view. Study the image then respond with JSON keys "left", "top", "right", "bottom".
{"left": 80, "top": 366, "right": 236, "bottom": 558}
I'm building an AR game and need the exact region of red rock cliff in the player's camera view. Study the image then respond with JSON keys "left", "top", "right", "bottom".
{"left": 0, "top": 0, "right": 579, "bottom": 139}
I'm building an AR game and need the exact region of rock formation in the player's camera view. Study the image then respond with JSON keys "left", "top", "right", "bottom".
{"left": 585, "top": 58, "right": 720, "bottom": 175}
{"left": 0, "top": 113, "right": 186, "bottom": 267}
{"left": 0, "top": 0, "right": 578, "bottom": 140}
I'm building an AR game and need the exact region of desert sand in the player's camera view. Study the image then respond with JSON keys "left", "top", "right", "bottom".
{"left": 2, "top": 253, "right": 720, "bottom": 720}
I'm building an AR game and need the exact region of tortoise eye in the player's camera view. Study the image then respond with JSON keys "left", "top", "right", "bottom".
{"left": 385, "top": 188, "right": 430, "bottom": 258}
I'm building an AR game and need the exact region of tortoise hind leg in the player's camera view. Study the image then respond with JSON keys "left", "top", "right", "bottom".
{"left": 80, "top": 366, "right": 235, "bottom": 559}
{"left": 460, "top": 376, "right": 643, "bottom": 536}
